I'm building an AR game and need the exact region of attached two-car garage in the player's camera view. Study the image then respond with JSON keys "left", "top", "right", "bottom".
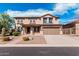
{"left": 42, "top": 25, "right": 61, "bottom": 35}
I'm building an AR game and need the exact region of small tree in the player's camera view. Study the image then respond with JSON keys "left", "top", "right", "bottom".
{"left": 0, "top": 14, "right": 15, "bottom": 36}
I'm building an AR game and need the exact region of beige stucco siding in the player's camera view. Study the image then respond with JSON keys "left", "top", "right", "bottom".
{"left": 76, "top": 23, "right": 79, "bottom": 35}
{"left": 53, "top": 17, "right": 59, "bottom": 24}
{"left": 23, "top": 18, "right": 30, "bottom": 24}
{"left": 35, "top": 18, "right": 43, "bottom": 24}
{"left": 14, "top": 14, "right": 60, "bottom": 26}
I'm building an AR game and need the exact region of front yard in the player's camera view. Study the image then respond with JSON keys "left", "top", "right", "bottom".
{"left": 0, "top": 34, "right": 79, "bottom": 47}
{"left": 0, "top": 35, "right": 46, "bottom": 44}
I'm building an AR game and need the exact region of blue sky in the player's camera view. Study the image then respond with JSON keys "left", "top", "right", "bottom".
{"left": 0, "top": 3, "right": 79, "bottom": 24}
{"left": 0, "top": 3, "right": 53, "bottom": 12}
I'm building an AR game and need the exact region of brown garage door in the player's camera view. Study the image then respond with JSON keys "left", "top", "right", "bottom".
{"left": 43, "top": 28, "right": 60, "bottom": 35}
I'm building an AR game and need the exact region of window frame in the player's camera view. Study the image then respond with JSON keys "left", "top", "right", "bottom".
{"left": 43, "top": 17, "right": 53, "bottom": 24}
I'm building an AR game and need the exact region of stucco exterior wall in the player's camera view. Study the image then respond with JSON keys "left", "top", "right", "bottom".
{"left": 23, "top": 18, "right": 30, "bottom": 24}
{"left": 53, "top": 17, "right": 59, "bottom": 24}
{"left": 15, "top": 14, "right": 59, "bottom": 25}
{"left": 76, "top": 23, "right": 79, "bottom": 35}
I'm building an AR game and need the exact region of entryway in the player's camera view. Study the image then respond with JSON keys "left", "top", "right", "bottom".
{"left": 27, "top": 27, "right": 31, "bottom": 34}
{"left": 26, "top": 26, "right": 41, "bottom": 34}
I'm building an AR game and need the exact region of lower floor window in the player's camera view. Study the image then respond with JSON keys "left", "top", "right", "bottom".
{"left": 33, "top": 27, "right": 40, "bottom": 32}
{"left": 17, "top": 27, "right": 22, "bottom": 32}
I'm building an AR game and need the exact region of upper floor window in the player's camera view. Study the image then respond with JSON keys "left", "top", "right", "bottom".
{"left": 17, "top": 19, "right": 23, "bottom": 24}
{"left": 49, "top": 18, "right": 52, "bottom": 23}
{"left": 28, "top": 17, "right": 38, "bottom": 24}
{"left": 28, "top": 17, "right": 38, "bottom": 20}
{"left": 30, "top": 20, "right": 35, "bottom": 24}
{"left": 43, "top": 18, "right": 47, "bottom": 23}
{"left": 43, "top": 17, "right": 52, "bottom": 24}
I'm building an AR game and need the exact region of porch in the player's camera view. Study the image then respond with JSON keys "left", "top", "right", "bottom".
{"left": 21, "top": 24, "right": 43, "bottom": 35}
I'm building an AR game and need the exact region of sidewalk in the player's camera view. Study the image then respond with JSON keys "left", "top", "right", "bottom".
{"left": 0, "top": 44, "right": 79, "bottom": 47}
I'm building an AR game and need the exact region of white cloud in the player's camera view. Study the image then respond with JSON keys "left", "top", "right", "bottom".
{"left": 5, "top": 9, "right": 53, "bottom": 17}
{"left": 71, "top": 8, "right": 79, "bottom": 19}
{"left": 53, "top": 3, "right": 78, "bottom": 15}
{"left": 5, "top": 3, "right": 79, "bottom": 17}
{"left": 74, "top": 8, "right": 79, "bottom": 15}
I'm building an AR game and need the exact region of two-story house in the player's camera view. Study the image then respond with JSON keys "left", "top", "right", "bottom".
{"left": 14, "top": 14, "right": 62, "bottom": 35}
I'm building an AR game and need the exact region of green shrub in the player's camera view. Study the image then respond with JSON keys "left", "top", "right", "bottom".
{"left": 3, "top": 37, "right": 10, "bottom": 41}
{"left": 9, "top": 29, "right": 16, "bottom": 35}
{"left": 12, "top": 32, "right": 20, "bottom": 36}
{"left": 23, "top": 37, "right": 30, "bottom": 41}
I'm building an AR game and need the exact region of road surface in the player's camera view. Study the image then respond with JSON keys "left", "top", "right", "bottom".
{"left": 0, "top": 47, "right": 79, "bottom": 56}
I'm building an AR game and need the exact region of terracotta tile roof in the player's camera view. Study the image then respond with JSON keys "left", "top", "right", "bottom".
{"left": 13, "top": 14, "right": 59, "bottom": 18}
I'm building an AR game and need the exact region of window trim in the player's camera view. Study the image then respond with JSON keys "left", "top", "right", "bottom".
{"left": 17, "top": 19, "right": 23, "bottom": 24}
{"left": 43, "top": 17, "right": 52, "bottom": 24}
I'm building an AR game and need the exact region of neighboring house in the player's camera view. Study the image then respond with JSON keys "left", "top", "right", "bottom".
{"left": 14, "top": 14, "right": 79, "bottom": 35}
{"left": 62, "top": 20, "right": 79, "bottom": 35}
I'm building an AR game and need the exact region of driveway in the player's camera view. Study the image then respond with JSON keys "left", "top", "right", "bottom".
{"left": 44, "top": 35, "right": 79, "bottom": 46}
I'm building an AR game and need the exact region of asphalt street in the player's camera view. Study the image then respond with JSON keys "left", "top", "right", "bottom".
{"left": 0, "top": 47, "right": 79, "bottom": 56}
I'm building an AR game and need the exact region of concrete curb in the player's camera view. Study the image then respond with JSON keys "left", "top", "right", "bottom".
{"left": 0, "top": 44, "right": 79, "bottom": 47}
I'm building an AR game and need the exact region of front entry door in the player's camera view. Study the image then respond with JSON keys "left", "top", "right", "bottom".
{"left": 27, "top": 27, "right": 30, "bottom": 34}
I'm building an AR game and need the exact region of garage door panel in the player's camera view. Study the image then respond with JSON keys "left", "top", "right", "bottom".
{"left": 43, "top": 28, "right": 60, "bottom": 35}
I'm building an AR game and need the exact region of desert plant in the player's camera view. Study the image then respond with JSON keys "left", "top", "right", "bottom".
{"left": 23, "top": 37, "right": 30, "bottom": 41}
{"left": 2, "top": 37, "right": 10, "bottom": 41}
{"left": 12, "top": 32, "right": 20, "bottom": 36}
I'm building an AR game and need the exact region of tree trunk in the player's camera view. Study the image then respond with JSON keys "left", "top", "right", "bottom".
{"left": 1, "top": 27, "right": 6, "bottom": 36}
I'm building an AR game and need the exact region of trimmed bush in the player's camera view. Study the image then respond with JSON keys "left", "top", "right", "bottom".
{"left": 12, "top": 32, "right": 20, "bottom": 36}
{"left": 3, "top": 37, "right": 10, "bottom": 41}
{"left": 23, "top": 37, "right": 30, "bottom": 41}
{"left": 9, "top": 29, "right": 16, "bottom": 35}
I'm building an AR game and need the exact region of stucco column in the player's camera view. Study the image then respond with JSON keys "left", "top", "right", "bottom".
{"left": 60, "top": 26, "right": 63, "bottom": 35}
{"left": 30, "top": 26, "right": 33, "bottom": 35}
{"left": 47, "top": 17, "right": 49, "bottom": 23}
{"left": 70, "top": 28, "right": 72, "bottom": 35}
{"left": 53, "top": 17, "right": 57, "bottom": 24}
{"left": 21, "top": 28, "right": 24, "bottom": 35}
{"left": 75, "top": 24, "right": 79, "bottom": 35}
{"left": 40, "top": 26, "right": 43, "bottom": 35}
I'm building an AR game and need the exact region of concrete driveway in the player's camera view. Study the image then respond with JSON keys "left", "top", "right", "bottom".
{"left": 44, "top": 35, "right": 79, "bottom": 46}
